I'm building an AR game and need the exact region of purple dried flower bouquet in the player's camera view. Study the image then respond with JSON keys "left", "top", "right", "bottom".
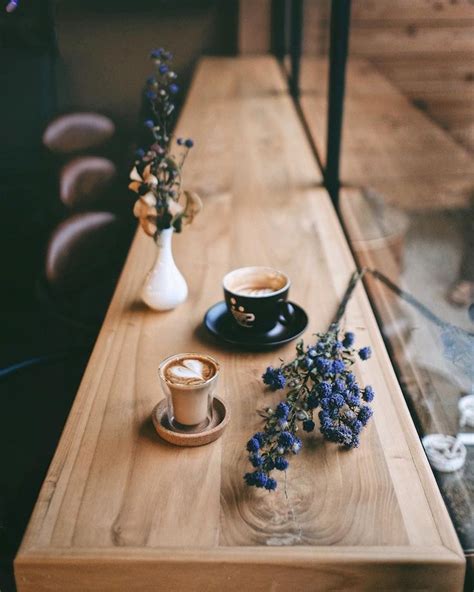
{"left": 244, "top": 271, "right": 375, "bottom": 491}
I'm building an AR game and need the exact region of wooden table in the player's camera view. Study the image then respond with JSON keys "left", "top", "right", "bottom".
{"left": 15, "top": 57, "right": 465, "bottom": 591}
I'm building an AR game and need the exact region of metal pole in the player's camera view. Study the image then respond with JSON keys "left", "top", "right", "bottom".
{"left": 271, "top": 0, "right": 287, "bottom": 60}
{"left": 325, "top": 0, "right": 351, "bottom": 208}
{"left": 289, "top": 0, "right": 303, "bottom": 98}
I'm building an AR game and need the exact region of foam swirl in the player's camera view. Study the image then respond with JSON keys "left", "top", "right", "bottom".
{"left": 164, "top": 357, "right": 215, "bottom": 385}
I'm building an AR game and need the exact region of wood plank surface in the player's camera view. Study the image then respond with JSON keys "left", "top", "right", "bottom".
{"left": 238, "top": 0, "right": 474, "bottom": 152}
{"left": 303, "top": 0, "right": 474, "bottom": 55}
{"left": 378, "top": 58, "right": 474, "bottom": 93}
{"left": 353, "top": 25, "right": 474, "bottom": 57}
{"left": 300, "top": 1, "right": 474, "bottom": 154}
{"left": 15, "top": 57, "right": 464, "bottom": 591}
{"left": 306, "top": 0, "right": 474, "bottom": 23}
{"left": 300, "top": 57, "right": 474, "bottom": 210}
{"left": 239, "top": 0, "right": 474, "bottom": 54}
{"left": 370, "top": 57, "right": 474, "bottom": 153}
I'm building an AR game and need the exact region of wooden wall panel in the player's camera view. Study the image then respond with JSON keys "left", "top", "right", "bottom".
{"left": 301, "top": 0, "right": 474, "bottom": 152}
{"left": 237, "top": 0, "right": 474, "bottom": 150}
{"left": 375, "top": 57, "right": 474, "bottom": 151}
{"left": 307, "top": 0, "right": 474, "bottom": 22}
{"left": 239, "top": 0, "right": 271, "bottom": 54}
{"left": 349, "top": 25, "right": 474, "bottom": 57}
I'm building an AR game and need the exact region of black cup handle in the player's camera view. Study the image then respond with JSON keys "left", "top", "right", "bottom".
{"left": 278, "top": 301, "right": 295, "bottom": 326}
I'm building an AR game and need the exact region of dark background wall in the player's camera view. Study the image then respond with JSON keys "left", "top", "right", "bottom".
{"left": 55, "top": 0, "right": 237, "bottom": 131}
{"left": 1, "top": 0, "right": 237, "bottom": 174}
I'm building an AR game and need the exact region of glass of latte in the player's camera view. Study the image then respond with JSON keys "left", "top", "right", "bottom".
{"left": 159, "top": 353, "right": 220, "bottom": 432}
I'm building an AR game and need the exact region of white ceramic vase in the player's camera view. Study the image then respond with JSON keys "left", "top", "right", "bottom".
{"left": 141, "top": 228, "right": 188, "bottom": 311}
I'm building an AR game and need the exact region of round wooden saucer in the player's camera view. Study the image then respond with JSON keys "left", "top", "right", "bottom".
{"left": 152, "top": 396, "right": 230, "bottom": 447}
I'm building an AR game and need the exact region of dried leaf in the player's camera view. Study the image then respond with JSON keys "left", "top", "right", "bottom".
{"left": 182, "top": 190, "right": 202, "bottom": 225}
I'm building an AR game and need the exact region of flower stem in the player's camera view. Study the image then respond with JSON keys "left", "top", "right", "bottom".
{"left": 331, "top": 269, "right": 366, "bottom": 328}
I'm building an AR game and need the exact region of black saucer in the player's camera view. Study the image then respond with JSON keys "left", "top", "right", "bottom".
{"left": 204, "top": 301, "right": 308, "bottom": 350}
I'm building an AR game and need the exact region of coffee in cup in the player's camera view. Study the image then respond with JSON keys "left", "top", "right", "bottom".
{"left": 223, "top": 266, "right": 295, "bottom": 332}
{"left": 159, "top": 353, "right": 219, "bottom": 431}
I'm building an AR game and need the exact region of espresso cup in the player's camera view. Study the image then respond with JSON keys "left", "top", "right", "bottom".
{"left": 223, "top": 266, "right": 295, "bottom": 332}
{"left": 159, "top": 353, "right": 220, "bottom": 432}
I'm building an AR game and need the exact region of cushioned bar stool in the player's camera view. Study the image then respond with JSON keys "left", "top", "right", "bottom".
{"left": 1, "top": 212, "right": 130, "bottom": 381}
{"left": 59, "top": 156, "right": 117, "bottom": 210}
{"left": 42, "top": 112, "right": 115, "bottom": 154}
{"left": 5, "top": 110, "right": 132, "bottom": 367}
{"left": 42, "top": 210, "right": 126, "bottom": 327}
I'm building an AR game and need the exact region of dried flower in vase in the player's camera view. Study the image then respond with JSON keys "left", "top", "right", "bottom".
{"left": 129, "top": 48, "right": 202, "bottom": 239}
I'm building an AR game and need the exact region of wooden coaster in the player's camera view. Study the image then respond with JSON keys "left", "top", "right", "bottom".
{"left": 152, "top": 396, "right": 230, "bottom": 447}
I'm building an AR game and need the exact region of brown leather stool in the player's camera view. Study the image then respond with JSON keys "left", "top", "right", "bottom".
{"left": 59, "top": 156, "right": 117, "bottom": 210}
{"left": 43, "top": 211, "right": 125, "bottom": 325}
{"left": 42, "top": 112, "right": 115, "bottom": 154}
{"left": 46, "top": 211, "right": 120, "bottom": 291}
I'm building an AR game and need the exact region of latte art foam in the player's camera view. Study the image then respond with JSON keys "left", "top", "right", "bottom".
{"left": 224, "top": 267, "right": 288, "bottom": 299}
{"left": 164, "top": 356, "right": 216, "bottom": 386}
{"left": 234, "top": 285, "right": 276, "bottom": 297}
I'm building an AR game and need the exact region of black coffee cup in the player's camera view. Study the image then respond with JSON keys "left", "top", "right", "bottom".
{"left": 223, "top": 266, "right": 295, "bottom": 333}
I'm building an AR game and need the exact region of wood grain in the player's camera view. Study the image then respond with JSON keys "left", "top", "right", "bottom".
{"left": 300, "top": 57, "right": 474, "bottom": 210}
{"left": 300, "top": 1, "right": 474, "bottom": 153}
{"left": 306, "top": 0, "right": 474, "bottom": 23}
{"left": 239, "top": 0, "right": 474, "bottom": 55}
{"left": 353, "top": 25, "right": 474, "bottom": 58}
{"left": 303, "top": 1, "right": 474, "bottom": 55}
{"left": 238, "top": 0, "right": 474, "bottom": 152}
{"left": 370, "top": 57, "right": 474, "bottom": 152}
{"left": 15, "top": 56, "right": 464, "bottom": 591}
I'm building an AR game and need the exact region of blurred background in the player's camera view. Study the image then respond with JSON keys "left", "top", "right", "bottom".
{"left": 1, "top": 1, "right": 473, "bottom": 590}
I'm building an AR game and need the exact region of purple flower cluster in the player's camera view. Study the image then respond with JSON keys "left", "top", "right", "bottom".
{"left": 138, "top": 49, "right": 195, "bottom": 170}
{"left": 262, "top": 367, "right": 286, "bottom": 391}
{"left": 142, "top": 48, "right": 183, "bottom": 152}
{"left": 244, "top": 329, "right": 374, "bottom": 490}
{"left": 5, "top": 0, "right": 19, "bottom": 13}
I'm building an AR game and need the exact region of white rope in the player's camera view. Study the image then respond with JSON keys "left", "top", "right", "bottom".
{"left": 422, "top": 434, "right": 466, "bottom": 473}
{"left": 458, "top": 395, "right": 474, "bottom": 428}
